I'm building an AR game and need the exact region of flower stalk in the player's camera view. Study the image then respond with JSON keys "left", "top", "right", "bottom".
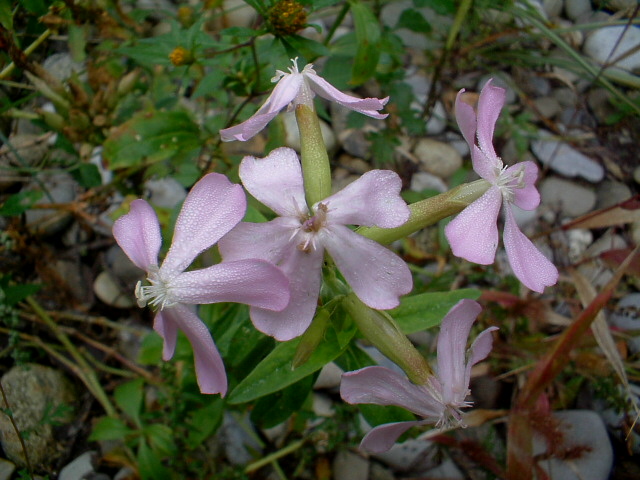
{"left": 295, "top": 103, "right": 332, "bottom": 207}
{"left": 357, "top": 179, "right": 491, "bottom": 245}
{"left": 342, "top": 293, "right": 432, "bottom": 384}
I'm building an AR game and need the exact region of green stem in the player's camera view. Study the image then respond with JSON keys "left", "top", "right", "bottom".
{"left": 245, "top": 439, "right": 305, "bottom": 473}
{"left": 343, "top": 293, "right": 433, "bottom": 384}
{"left": 295, "top": 104, "right": 332, "bottom": 208}
{"left": 25, "top": 297, "right": 116, "bottom": 416}
{"left": 0, "top": 28, "right": 52, "bottom": 79}
{"left": 357, "top": 179, "right": 490, "bottom": 245}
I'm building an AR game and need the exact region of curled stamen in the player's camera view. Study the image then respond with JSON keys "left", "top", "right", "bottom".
{"left": 134, "top": 272, "right": 176, "bottom": 310}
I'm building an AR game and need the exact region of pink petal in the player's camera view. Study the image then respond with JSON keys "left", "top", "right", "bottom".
{"left": 445, "top": 186, "right": 502, "bottom": 265}
{"left": 321, "top": 225, "right": 412, "bottom": 310}
{"left": 218, "top": 217, "right": 301, "bottom": 264}
{"left": 160, "top": 304, "right": 227, "bottom": 395}
{"left": 322, "top": 170, "right": 409, "bottom": 228}
{"left": 505, "top": 161, "right": 540, "bottom": 210}
{"left": 436, "top": 299, "right": 482, "bottom": 405}
{"left": 340, "top": 366, "right": 442, "bottom": 418}
{"left": 248, "top": 245, "right": 324, "bottom": 340}
{"left": 476, "top": 79, "right": 505, "bottom": 159}
{"left": 503, "top": 206, "right": 558, "bottom": 293}
{"left": 463, "top": 325, "right": 499, "bottom": 404}
{"left": 154, "top": 311, "right": 178, "bottom": 361}
{"left": 220, "top": 74, "right": 304, "bottom": 141}
{"left": 112, "top": 199, "right": 161, "bottom": 271}
{"left": 161, "top": 173, "right": 246, "bottom": 275}
{"left": 471, "top": 144, "right": 500, "bottom": 182}
{"left": 167, "top": 259, "right": 290, "bottom": 311}
{"left": 468, "top": 326, "right": 499, "bottom": 367}
{"left": 359, "top": 421, "right": 426, "bottom": 453}
{"left": 305, "top": 73, "right": 388, "bottom": 119}
{"left": 239, "top": 147, "right": 308, "bottom": 217}
{"left": 454, "top": 88, "right": 477, "bottom": 151}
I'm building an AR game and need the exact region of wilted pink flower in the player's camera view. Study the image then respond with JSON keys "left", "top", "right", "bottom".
{"left": 113, "top": 173, "right": 290, "bottom": 395}
{"left": 445, "top": 80, "right": 558, "bottom": 292}
{"left": 218, "top": 147, "right": 412, "bottom": 341}
{"left": 220, "top": 58, "right": 389, "bottom": 142}
{"left": 340, "top": 299, "right": 498, "bottom": 453}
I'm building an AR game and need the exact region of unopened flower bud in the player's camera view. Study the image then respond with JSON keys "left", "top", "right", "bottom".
{"left": 267, "top": 0, "right": 307, "bottom": 36}
{"left": 169, "top": 46, "right": 194, "bottom": 66}
{"left": 343, "top": 293, "right": 433, "bottom": 384}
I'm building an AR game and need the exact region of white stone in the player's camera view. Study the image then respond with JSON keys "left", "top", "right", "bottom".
{"left": 609, "top": 293, "right": 640, "bottom": 331}
{"left": 144, "top": 177, "right": 187, "bottom": 209}
{"left": 410, "top": 171, "right": 448, "bottom": 193}
{"left": 0, "top": 458, "right": 15, "bottom": 480}
{"left": 59, "top": 451, "right": 96, "bottom": 480}
{"left": 425, "top": 101, "right": 447, "bottom": 135}
{"left": 565, "top": 0, "right": 592, "bottom": 21}
{"left": 584, "top": 25, "right": 640, "bottom": 72}
{"left": 543, "top": 0, "right": 563, "bottom": 18}
{"left": 373, "top": 438, "right": 438, "bottom": 472}
{"left": 531, "top": 130, "right": 604, "bottom": 182}
{"left": 93, "top": 271, "right": 135, "bottom": 309}
{"left": 314, "top": 362, "right": 344, "bottom": 390}
{"left": 333, "top": 450, "right": 369, "bottom": 480}
{"left": 533, "top": 410, "right": 613, "bottom": 480}
{"left": 413, "top": 138, "right": 463, "bottom": 178}
{"left": 539, "top": 177, "right": 597, "bottom": 217}
{"left": 312, "top": 393, "right": 335, "bottom": 417}
{"left": 281, "top": 111, "right": 336, "bottom": 153}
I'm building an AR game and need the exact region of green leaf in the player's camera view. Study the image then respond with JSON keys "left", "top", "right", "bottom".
{"left": 0, "top": 1, "right": 13, "bottom": 30}
{"left": 0, "top": 190, "right": 43, "bottom": 217}
{"left": 186, "top": 398, "right": 224, "bottom": 448}
{"left": 251, "top": 374, "right": 316, "bottom": 429}
{"left": 413, "top": 0, "right": 456, "bottom": 15}
{"left": 103, "top": 110, "right": 201, "bottom": 169}
{"left": 228, "top": 324, "right": 356, "bottom": 404}
{"left": 68, "top": 24, "right": 87, "bottom": 63}
{"left": 137, "top": 439, "right": 170, "bottom": 480}
{"left": 390, "top": 289, "right": 481, "bottom": 334}
{"left": 0, "top": 281, "right": 41, "bottom": 306}
{"left": 69, "top": 163, "right": 102, "bottom": 188}
{"left": 396, "top": 9, "right": 431, "bottom": 33}
{"left": 89, "top": 416, "right": 134, "bottom": 441}
{"left": 280, "top": 34, "right": 330, "bottom": 60}
{"left": 114, "top": 379, "right": 145, "bottom": 427}
{"left": 143, "top": 424, "right": 176, "bottom": 456}
{"left": 137, "top": 332, "right": 163, "bottom": 366}
{"left": 350, "top": 0, "right": 381, "bottom": 85}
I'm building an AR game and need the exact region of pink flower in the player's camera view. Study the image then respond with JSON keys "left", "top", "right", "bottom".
{"left": 112, "top": 173, "right": 290, "bottom": 395}
{"left": 220, "top": 58, "right": 389, "bottom": 142}
{"left": 218, "top": 147, "right": 412, "bottom": 341}
{"left": 444, "top": 80, "right": 558, "bottom": 292}
{"left": 340, "top": 299, "right": 498, "bottom": 453}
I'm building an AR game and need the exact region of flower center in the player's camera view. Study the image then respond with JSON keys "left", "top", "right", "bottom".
{"left": 296, "top": 203, "right": 328, "bottom": 252}
{"left": 496, "top": 165, "right": 526, "bottom": 204}
{"left": 134, "top": 267, "right": 176, "bottom": 310}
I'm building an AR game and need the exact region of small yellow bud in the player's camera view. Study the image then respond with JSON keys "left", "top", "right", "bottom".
{"left": 267, "top": 0, "right": 307, "bottom": 36}
{"left": 169, "top": 46, "right": 194, "bottom": 67}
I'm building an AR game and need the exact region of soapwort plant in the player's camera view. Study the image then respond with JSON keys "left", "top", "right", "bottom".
{"left": 112, "top": 60, "right": 556, "bottom": 464}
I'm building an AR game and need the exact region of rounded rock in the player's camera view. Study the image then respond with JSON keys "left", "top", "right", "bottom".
{"left": 413, "top": 138, "right": 463, "bottom": 179}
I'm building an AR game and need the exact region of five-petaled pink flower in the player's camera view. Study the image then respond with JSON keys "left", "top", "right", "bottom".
{"left": 113, "top": 173, "right": 290, "bottom": 396}
{"left": 218, "top": 147, "right": 412, "bottom": 341}
{"left": 340, "top": 299, "right": 498, "bottom": 453}
{"left": 445, "top": 80, "right": 558, "bottom": 292}
{"left": 220, "top": 58, "right": 389, "bottom": 142}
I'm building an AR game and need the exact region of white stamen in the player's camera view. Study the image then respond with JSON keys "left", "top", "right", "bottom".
{"left": 134, "top": 269, "right": 176, "bottom": 310}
